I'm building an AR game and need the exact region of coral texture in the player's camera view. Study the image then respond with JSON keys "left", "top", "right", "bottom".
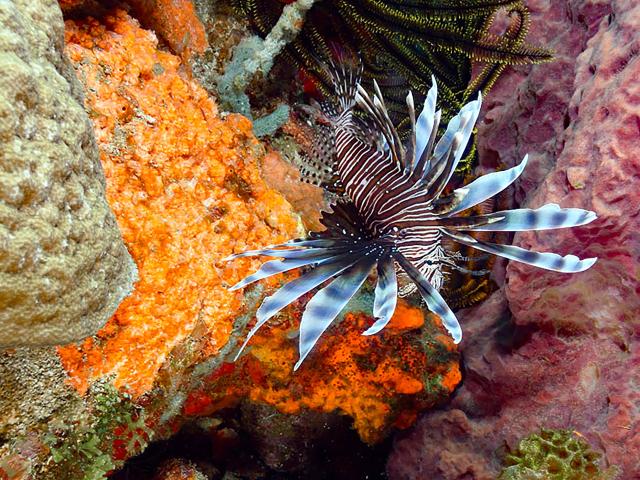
{"left": 0, "top": 0, "right": 136, "bottom": 346}
{"left": 0, "top": 347, "right": 81, "bottom": 446}
{"left": 58, "top": 0, "right": 209, "bottom": 66}
{"left": 499, "top": 429, "right": 618, "bottom": 480}
{"left": 387, "top": 0, "right": 640, "bottom": 478}
{"left": 259, "top": 150, "right": 325, "bottom": 232}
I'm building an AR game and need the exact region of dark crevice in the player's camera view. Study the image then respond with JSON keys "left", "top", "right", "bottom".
{"left": 111, "top": 408, "right": 392, "bottom": 480}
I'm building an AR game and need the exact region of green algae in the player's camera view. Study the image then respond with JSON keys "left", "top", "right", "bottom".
{"left": 42, "top": 381, "right": 153, "bottom": 480}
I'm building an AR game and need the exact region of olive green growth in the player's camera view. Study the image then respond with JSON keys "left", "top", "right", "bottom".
{"left": 499, "top": 429, "right": 620, "bottom": 480}
{"left": 43, "top": 381, "right": 153, "bottom": 480}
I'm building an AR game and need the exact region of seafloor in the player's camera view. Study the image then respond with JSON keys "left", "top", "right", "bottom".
{"left": 0, "top": 0, "right": 638, "bottom": 479}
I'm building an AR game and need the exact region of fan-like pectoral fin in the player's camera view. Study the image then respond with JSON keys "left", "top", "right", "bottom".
{"left": 224, "top": 245, "right": 347, "bottom": 261}
{"left": 295, "top": 257, "right": 376, "bottom": 370}
{"left": 229, "top": 251, "right": 351, "bottom": 291}
{"left": 233, "top": 252, "right": 361, "bottom": 361}
{"left": 442, "top": 230, "right": 597, "bottom": 273}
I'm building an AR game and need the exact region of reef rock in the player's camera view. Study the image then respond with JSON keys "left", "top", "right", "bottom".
{"left": 388, "top": 0, "right": 640, "bottom": 478}
{"left": 56, "top": 8, "right": 460, "bottom": 439}
{"left": 0, "top": 0, "right": 136, "bottom": 346}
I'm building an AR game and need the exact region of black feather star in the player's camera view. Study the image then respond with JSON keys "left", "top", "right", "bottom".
{"left": 234, "top": 0, "right": 552, "bottom": 133}
{"left": 226, "top": 61, "right": 597, "bottom": 370}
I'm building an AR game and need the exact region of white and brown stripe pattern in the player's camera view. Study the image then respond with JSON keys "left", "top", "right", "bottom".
{"left": 226, "top": 58, "right": 598, "bottom": 370}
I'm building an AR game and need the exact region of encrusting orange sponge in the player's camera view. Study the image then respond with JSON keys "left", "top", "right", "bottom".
{"left": 57, "top": 9, "right": 301, "bottom": 396}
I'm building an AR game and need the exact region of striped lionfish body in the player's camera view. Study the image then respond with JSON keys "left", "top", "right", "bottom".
{"left": 226, "top": 60, "right": 597, "bottom": 370}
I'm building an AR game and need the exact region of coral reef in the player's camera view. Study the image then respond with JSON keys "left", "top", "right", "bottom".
{"left": 56, "top": 8, "right": 459, "bottom": 438}
{"left": 0, "top": 9, "right": 466, "bottom": 477}
{"left": 499, "top": 429, "right": 619, "bottom": 480}
{"left": 0, "top": 0, "right": 136, "bottom": 346}
{"left": 387, "top": 0, "right": 640, "bottom": 478}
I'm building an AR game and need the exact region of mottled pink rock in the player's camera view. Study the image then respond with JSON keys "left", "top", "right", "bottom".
{"left": 388, "top": 0, "right": 640, "bottom": 478}
{"left": 389, "top": 290, "right": 637, "bottom": 479}
{"left": 477, "top": 0, "right": 612, "bottom": 201}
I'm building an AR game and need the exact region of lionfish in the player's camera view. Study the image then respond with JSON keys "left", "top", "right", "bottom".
{"left": 226, "top": 60, "right": 597, "bottom": 370}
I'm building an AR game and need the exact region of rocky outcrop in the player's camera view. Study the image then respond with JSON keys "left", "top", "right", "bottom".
{"left": 0, "top": 0, "right": 137, "bottom": 346}
{"left": 388, "top": 0, "right": 640, "bottom": 478}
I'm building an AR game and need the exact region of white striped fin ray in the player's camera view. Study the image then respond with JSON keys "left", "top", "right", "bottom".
{"left": 224, "top": 244, "right": 350, "bottom": 260}
{"left": 229, "top": 246, "right": 356, "bottom": 291}
{"left": 442, "top": 230, "right": 597, "bottom": 273}
{"left": 393, "top": 251, "right": 462, "bottom": 343}
{"left": 355, "top": 82, "right": 403, "bottom": 168}
{"left": 404, "top": 90, "right": 416, "bottom": 172}
{"left": 411, "top": 76, "right": 439, "bottom": 176}
{"left": 279, "top": 238, "right": 352, "bottom": 248}
{"left": 233, "top": 251, "right": 364, "bottom": 361}
{"left": 420, "top": 131, "right": 463, "bottom": 198}
{"left": 435, "top": 204, "right": 597, "bottom": 232}
{"left": 325, "top": 54, "right": 362, "bottom": 113}
{"left": 363, "top": 255, "right": 398, "bottom": 336}
{"left": 433, "top": 155, "right": 528, "bottom": 217}
{"left": 295, "top": 256, "right": 377, "bottom": 370}
{"left": 421, "top": 94, "right": 482, "bottom": 199}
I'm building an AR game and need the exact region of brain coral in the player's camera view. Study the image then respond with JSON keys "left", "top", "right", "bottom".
{"left": 0, "top": 0, "right": 136, "bottom": 346}
{"left": 499, "top": 429, "right": 619, "bottom": 480}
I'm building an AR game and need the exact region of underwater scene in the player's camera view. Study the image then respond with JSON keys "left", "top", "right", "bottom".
{"left": 0, "top": 0, "right": 638, "bottom": 478}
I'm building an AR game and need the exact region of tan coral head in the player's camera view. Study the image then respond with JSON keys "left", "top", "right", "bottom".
{"left": 0, "top": 0, "right": 137, "bottom": 347}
